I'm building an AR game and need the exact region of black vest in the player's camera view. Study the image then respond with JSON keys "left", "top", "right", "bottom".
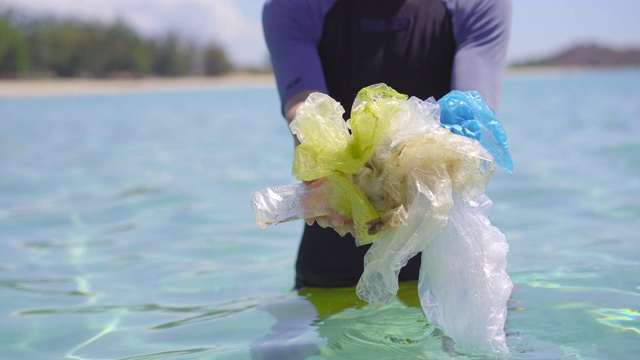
{"left": 296, "top": 0, "right": 456, "bottom": 288}
{"left": 318, "top": 0, "right": 455, "bottom": 114}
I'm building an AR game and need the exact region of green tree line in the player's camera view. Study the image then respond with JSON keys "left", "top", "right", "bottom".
{"left": 0, "top": 11, "right": 233, "bottom": 78}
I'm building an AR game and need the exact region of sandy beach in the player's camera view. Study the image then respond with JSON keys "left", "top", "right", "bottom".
{"left": 0, "top": 67, "right": 619, "bottom": 99}
{"left": 0, "top": 73, "right": 276, "bottom": 99}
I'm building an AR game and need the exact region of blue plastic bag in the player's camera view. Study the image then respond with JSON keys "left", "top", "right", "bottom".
{"left": 438, "top": 91, "right": 514, "bottom": 172}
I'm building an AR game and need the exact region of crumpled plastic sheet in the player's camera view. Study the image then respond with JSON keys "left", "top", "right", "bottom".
{"left": 250, "top": 84, "right": 513, "bottom": 355}
{"left": 251, "top": 181, "right": 333, "bottom": 229}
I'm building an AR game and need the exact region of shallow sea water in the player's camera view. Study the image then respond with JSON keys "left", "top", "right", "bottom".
{"left": 0, "top": 70, "right": 638, "bottom": 359}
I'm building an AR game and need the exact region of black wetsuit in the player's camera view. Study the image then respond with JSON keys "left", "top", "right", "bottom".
{"left": 295, "top": 0, "right": 456, "bottom": 288}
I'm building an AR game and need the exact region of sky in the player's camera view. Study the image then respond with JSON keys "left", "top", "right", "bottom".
{"left": 1, "top": 0, "right": 639, "bottom": 67}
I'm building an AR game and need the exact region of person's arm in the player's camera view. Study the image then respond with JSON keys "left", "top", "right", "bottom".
{"left": 263, "top": 0, "right": 330, "bottom": 121}
{"left": 263, "top": 0, "right": 352, "bottom": 233}
{"left": 444, "top": 0, "right": 512, "bottom": 112}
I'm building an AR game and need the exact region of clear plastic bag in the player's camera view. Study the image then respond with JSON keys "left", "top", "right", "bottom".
{"left": 419, "top": 194, "right": 512, "bottom": 354}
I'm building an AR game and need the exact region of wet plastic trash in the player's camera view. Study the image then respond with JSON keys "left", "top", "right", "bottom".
{"left": 250, "top": 83, "right": 513, "bottom": 355}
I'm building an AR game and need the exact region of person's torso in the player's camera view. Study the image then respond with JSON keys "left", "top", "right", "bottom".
{"left": 318, "top": 0, "right": 456, "bottom": 114}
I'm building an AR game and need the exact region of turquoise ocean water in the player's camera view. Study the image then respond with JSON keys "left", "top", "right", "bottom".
{"left": 1, "top": 70, "right": 638, "bottom": 359}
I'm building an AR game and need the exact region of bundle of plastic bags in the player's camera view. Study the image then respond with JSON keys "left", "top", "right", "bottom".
{"left": 251, "top": 84, "right": 513, "bottom": 355}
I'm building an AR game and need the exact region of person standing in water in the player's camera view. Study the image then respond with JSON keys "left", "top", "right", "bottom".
{"left": 262, "top": 0, "right": 512, "bottom": 289}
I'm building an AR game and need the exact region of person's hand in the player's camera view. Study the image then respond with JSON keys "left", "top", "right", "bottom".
{"left": 303, "top": 178, "right": 356, "bottom": 237}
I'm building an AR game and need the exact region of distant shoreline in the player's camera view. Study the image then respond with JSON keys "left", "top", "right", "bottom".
{"left": 1, "top": 67, "right": 637, "bottom": 99}
{"left": 504, "top": 65, "right": 640, "bottom": 82}
{"left": 0, "top": 73, "right": 276, "bottom": 99}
